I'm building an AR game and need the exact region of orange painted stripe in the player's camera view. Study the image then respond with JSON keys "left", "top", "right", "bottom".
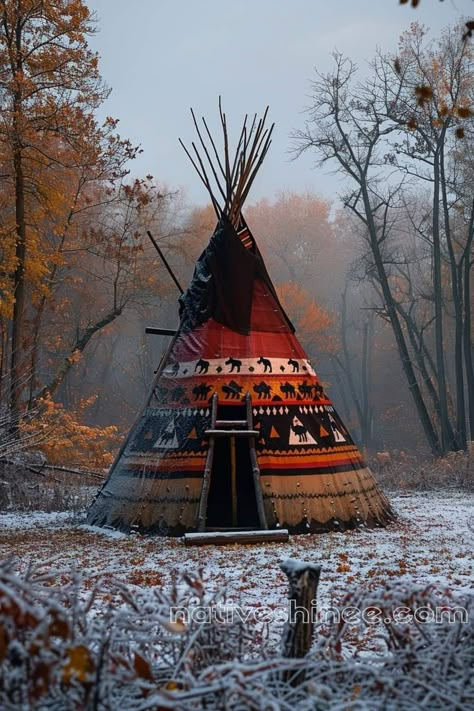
{"left": 257, "top": 456, "right": 363, "bottom": 469}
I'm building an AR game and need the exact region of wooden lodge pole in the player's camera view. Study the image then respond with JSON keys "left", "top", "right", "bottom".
{"left": 146, "top": 230, "right": 184, "bottom": 295}
{"left": 245, "top": 392, "right": 268, "bottom": 529}
{"left": 197, "top": 393, "right": 218, "bottom": 532}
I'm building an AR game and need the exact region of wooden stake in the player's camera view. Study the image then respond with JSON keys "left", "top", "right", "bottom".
{"left": 280, "top": 559, "right": 321, "bottom": 660}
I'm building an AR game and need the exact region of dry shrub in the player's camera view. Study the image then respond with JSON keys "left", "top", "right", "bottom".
{"left": 0, "top": 460, "right": 98, "bottom": 513}
{"left": 371, "top": 444, "right": 474, "bottom": 492}
{"left": 0, "top": 559, "right": 472, "bottom": 709}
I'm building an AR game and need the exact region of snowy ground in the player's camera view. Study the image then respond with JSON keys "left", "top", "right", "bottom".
{"left": 0, "top": 493, "right": 472, "bottom": 631}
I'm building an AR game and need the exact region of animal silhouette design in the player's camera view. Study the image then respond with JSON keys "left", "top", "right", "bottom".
{"left": 168, "top": 362, "right": 179, "bottom": 377}
{"left": 314, "top": 384, "right": 324, "bottom": 400}
{"left": 288, "top": 358, "right": 299, "bottom": 373}
{"left": 222, "top": 380, "right": 243, "bottom": 399}
{"left": 171, "top": 385, "right": 185, "bottom": 401}
{"left": 298, "top": 381, "right": 314, "bottom": 399}
{"left": 225, "top": 357, "right": 242, "bottom": 373}
{"left": 157, "top": 428, "right": 175, "bottom": 445}
{"left": 291, "top": 422, "right": 308, "bottom": 442}
{"left": 257, "top": 356, "right": 272, "bottom": 373}
{"left": 253, "top": 381, "right": 272, "bottom": 399}
{"left": 192, "top": 383, "right": 212, "bottom": 401}
{"left": 280, "top": 382, "right": 296, "bottom": 398}
{"left": 194, "top": 358, "right": 210, "bottom": 374}
{"left": 154, "top": 385, "right": 169, "bottom": 403}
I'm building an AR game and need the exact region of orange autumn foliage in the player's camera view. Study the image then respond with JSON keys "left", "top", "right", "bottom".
{"left": 23, "top": 396, "right": 120, "bottom": 469}
{"left": 277, "top": 282, "right": 338, "bottom": 356}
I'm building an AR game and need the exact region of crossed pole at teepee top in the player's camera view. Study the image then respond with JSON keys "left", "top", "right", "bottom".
{"left": 179, "top": 97, "right": 274, "bottom": 228}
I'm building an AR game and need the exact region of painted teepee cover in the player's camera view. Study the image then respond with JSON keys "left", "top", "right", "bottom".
{"left": 87, "top": 105, "right": 394, "bottom": 535}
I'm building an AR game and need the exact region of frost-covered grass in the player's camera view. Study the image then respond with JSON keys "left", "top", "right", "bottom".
{"left": 0, "top": 493, "right": 472, "bottom": 709}
{"left": 0, "top": 493, "right": 472, "bottom": 613}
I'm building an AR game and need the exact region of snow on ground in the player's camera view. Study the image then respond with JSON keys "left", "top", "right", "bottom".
{"left": 0, "top": 493, "right": 472, "bottom": 627}
{"left": 0, "top": 510, "right": 80, "bottom": 529}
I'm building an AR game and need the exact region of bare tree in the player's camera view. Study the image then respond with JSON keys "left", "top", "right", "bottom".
{"left": 293, "top": 51, "right": 442, "bottom": 455}
{"left": 373, "top": 22, "right": 474, "bottom": 449}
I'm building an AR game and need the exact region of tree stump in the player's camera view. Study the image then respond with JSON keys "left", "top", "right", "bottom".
{"left": 280, "top": 558, "right": 321, "bottom": 678}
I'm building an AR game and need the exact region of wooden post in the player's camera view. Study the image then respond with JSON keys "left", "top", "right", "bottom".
{"left": 230, "top": 435, "right": 237, "bottom": 527}
{"left": 246, "top": 393, "right": 267, "bottom": 529}
{"left": 280, "top": 559, "right": 321, "bottom": 660}
{"left": 197, "top": 393, "right": 218, "bottom": 531}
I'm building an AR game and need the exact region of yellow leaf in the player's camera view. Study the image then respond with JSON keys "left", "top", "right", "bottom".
{"left": 62, "top": 645, "right": 94, "bottom": 685}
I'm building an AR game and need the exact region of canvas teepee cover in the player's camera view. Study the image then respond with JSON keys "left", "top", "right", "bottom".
{"left": 87, "top": 105, "right": 394, "bottom": 535}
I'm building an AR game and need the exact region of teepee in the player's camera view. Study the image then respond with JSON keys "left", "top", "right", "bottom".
{"left": 87, "top": 103, "right": 394, "bottom": 535}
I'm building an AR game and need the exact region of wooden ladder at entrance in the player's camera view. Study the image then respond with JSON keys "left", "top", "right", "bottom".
{"left": 196, "top": 392, "right": 268, "bottom": 533}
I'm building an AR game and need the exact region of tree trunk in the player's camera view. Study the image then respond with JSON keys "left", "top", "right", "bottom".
{"left": 339, "top": 289, "right": 365, "bottom": 441}
{"left": 36, "top": 307, "right": 123, "bottom": 403}
{"left": 27, "top": 302, "right": 44, "bottom": 411}
{"left": 9, "top": 142, "right": 27, "bottom": 430}
{"left": 361, "top": 186, "right": 441, "bottom": 456}
{"left": 8, "top": 16, "right": 27, "bottom": 433}
{"left": 392, "top": 300, "right": 456, "bottom": 446}
{"left": 464, "top": 202, "right": 474, "bottom": 440}
{"left": 441, "top": 141, "right": 465, "bottom": 449}
{"left": 331, "top": 358, "right": 354, "bottom": 439}
{"left": 432, "top": 149, "right": 451, "bottom": 452}
{"left": 0, "top": 318, "right": 6, "bottom": 407}
{"left": 453, "top": 263, "right": 466, "bottom": 449}
{"left": 361, "top": 317, "right": 374, "bottom": 449}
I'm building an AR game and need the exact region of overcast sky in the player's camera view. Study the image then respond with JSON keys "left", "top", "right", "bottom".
{"left": 87, "top": 0, "right": 473, "bottom": 206}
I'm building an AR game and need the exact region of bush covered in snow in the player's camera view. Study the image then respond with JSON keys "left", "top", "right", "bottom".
{"left": 0, "top": 558, "right": 472, "bottom": 710}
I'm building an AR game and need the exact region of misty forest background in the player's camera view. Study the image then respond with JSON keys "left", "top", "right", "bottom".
{"left": 0, "top": 1, "right": 473, "bottom": 472}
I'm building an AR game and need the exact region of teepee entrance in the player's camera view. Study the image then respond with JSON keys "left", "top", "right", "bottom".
{"left": 199, "top": 394, "right": 266, "bottom": 531}
{"left": 206, "top": 431, "right": 259, "bottom": 529}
